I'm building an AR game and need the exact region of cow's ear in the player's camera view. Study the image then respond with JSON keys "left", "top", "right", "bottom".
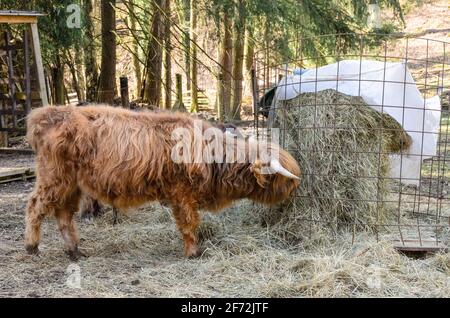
{"left": 251, "top": 159, "right": 268, "bottom": 188}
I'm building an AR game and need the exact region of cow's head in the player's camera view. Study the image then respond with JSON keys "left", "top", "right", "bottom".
{"left": 247, "top": 139, "right": 300, "bottom": 205}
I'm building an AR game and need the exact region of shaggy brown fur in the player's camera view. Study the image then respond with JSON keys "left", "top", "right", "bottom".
{"left": 25, "top": 105, "right": 300, "bottom": 260}
{"left": 79, "top": 121, "right": 243, "bottom": 221}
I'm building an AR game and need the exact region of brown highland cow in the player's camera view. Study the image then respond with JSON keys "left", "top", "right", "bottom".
{"left": 25, "top": 105, "right": 300, "bottom": 260}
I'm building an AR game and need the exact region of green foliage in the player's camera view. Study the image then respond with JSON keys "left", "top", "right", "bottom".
{"left": 1, "top": 0, "right": 406, "bottom": 94}
{"left": 0, "top": 0, "right": 83, "bottom": 66}
{"left": 36, "top": 0, "right": 83, "bottom": 66}
{"left": 204, "top": 0, "right": 404, "bottom": 65}
{"left": 373, "top": 22, "right": 399, "bottom": 34}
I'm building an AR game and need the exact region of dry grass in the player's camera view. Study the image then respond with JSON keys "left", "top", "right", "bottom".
{"left": 0, "top": 180, "right": 449, "bottom": 298}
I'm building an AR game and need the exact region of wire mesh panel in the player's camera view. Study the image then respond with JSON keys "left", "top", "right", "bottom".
{"left": 253, "top": 33, "right": 450, "bottom": 250}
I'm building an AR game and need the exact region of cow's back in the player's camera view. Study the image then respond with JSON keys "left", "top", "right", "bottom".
{"left": 74, "top": 106, "right": 206, "bottom": 208}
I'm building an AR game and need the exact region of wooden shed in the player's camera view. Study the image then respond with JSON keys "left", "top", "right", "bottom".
{"left": 0, "top": 10, "right": 48, "bottom": 146}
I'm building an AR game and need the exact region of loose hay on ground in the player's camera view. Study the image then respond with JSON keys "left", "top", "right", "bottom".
{"left": 1, "top": 181, "right": 449, "bottom": 297}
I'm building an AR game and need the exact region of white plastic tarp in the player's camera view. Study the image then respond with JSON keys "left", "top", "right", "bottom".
{"left": 275, "top": 60, "right": 441, "bottom": 186}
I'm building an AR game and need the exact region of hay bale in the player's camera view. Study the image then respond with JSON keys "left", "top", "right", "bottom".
{"left": 260, "top": 89, "right": 411, "bottom": 243}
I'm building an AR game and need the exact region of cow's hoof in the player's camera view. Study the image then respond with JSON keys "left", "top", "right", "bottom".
{"left": 185, "top": 247, "right": 202, "bottom": 259}
{"left": 25, "top": 244, "right": 39, "bottom": 255}
{"left": 81, "top": 214, "right": 94, "bottom": 224}
{"left": 66, "top": 248, "right": 87, "bottom": 262}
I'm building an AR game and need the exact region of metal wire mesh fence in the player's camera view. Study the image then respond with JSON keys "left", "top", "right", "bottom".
{"left": 253, "top": 33, "right": 450, "bottom": 251}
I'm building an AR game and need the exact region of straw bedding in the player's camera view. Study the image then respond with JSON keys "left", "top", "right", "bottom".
{"left": 1, "top": 189, "right": 449, "bottom": 297}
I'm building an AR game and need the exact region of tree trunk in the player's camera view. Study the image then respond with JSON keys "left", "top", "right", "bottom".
{"left": 143, "top": 0, "right": 163, "bottom": 107}
{"left": 173, "top": 73, "right": 186, "bottom": 111}
{"left": 83, "top": 0, "right": 99, "bottom": 102}
{"left": 243, "top": 24, "right": 254, "bottom": 99}
{"left": 98, "top": 0, "right": 117, "bottom": 104}
{"left": 75, "top": 43, "right": 86, "bottom": 102}
{"left": 163, "top": 0, "right": 172, "bottom": 109}
{"left": 231, "top": 0, "right": 245, "bottom": 120}
{"left": 216, "top": 71, "right": 224, "bottom": 120}
{"left": 264, "top": 19, "right": 270, "bottom": 91}
{"left": 181, "top": 0, "right": 191, "bottom": 91}
{"left": 66, "top": 51, "right": 82, "bottom": 103}
{"left": 217, "top": 11, "right": 233, "bottom": 119}
{"left": 52, "top": 56, "right": 65, "bottom": 105}
{"left": 189, "top": 0, "right": 198, "bottom": 112}
{"left": 129, "top": 0, "right": 142, "bottom": 98}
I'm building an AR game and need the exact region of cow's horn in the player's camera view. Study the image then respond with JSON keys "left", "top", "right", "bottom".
{"left": 270, "top": 159, "right": 300, "bottom": 180}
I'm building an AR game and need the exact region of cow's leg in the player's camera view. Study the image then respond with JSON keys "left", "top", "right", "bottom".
{"left": 25, "top": 187, "right": 48, "bottom": 255}
{"left": 55, "top": 192, "right": 85, "bottom": 261}
{"left": 172, "top": 204, "right": 201, "bottom": 258}
{"left": 56, "top": 210, "right": 85, "bottom": 261}
{"left": 25, "top": 175, "right": 81, "bottom": 260}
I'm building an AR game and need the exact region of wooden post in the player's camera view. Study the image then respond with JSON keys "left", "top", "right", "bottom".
{"left": 0, "top": 93, "right": 7, "bottom": 146}
{"left": 5, "top": 31, "right": 17, "bottom": 128}
{"left": 23, "top": 29, "right": 31, "bottom": 114}
{"left": 45, "top": 75, "right": 53, "bottom": 106}
{"left": 172, "top": 73, "right": 186, "bottom": 112}
{"left": 251, "top": 69, "right": 259, "bottom": 118}
{"left": 120, "top": 77, "right": 129, "bottom": 108}
{"left": 30, "top": 23, "right": 49, "bottom": 106}
{"left": 0, "top": 108, "right": 7, "bottom": 147}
